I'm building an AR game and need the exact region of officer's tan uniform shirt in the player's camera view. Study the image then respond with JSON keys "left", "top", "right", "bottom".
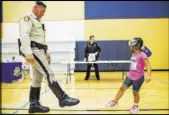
{"left": 19, "top": 12, "right": 49, "bottom": 57}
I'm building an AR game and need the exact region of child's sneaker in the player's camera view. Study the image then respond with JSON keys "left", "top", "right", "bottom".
{"left": 105, "top": 100, "right": 118, "bottom": 107}
{"left": 130, "top": 104, "right": 139, "bottom": 114}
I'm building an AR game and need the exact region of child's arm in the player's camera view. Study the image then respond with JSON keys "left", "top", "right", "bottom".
{"left": 144, "top": 58, "right": 151, "bottom": 83}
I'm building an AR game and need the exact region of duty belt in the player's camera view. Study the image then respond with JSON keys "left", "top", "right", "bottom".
{"left": 31, "top": 41, "right": 48, "bottom": 53}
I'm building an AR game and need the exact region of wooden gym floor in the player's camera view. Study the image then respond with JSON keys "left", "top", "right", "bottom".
{"left": 1, "top": 71, "right": 169, "bottom": 114}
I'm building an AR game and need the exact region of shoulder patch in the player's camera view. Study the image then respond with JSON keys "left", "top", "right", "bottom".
{"left": 23, "top": 16, "right": 30, "bottom": 22}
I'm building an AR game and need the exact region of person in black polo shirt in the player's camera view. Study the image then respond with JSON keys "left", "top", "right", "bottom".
{"left": 84, "top": 35, "right": 101, "bottom": 80}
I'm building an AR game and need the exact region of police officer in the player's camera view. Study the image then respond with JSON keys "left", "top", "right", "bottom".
{"left": 84, "top": 35, "right": 101, "bottom": 80}
{"left": 19, "top": 1, "right": 80, "bottom": 113}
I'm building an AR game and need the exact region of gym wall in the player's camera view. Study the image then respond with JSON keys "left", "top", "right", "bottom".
{"left": 84, "top": 1, "right": 169, "bottom": 70}
{"left": 2, "top": 1, "right": 85, "bottom": 41}
{"left": 2, "top": 1, "right": 169, "bottom": 70}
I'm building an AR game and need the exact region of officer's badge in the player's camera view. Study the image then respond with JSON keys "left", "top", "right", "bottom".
{"left": 24, "top": 16, "right": 30, "bottom": 22}
{"left": 13, "top": 67, "right": 21, "bottom": 77}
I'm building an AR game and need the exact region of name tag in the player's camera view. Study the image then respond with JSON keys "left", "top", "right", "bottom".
{"left": 88, "top": 53, "right": 96, "bottom": 62}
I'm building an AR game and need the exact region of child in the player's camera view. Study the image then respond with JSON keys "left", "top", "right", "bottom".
{"left": 105, "top": 37, "right": 151, "bottom": 114}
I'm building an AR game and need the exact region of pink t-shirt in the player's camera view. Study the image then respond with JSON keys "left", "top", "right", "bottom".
{"left": 128, "top": 51, "right": 147, "bottom": 80}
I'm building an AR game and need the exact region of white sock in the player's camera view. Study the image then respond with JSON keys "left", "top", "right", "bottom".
{"left": 134, "top": 103, "right": 138, "bottom": 106}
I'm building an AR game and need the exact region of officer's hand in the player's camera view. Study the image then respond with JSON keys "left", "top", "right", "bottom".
{"left": 141, "top": 46, "right": 145, "bottom": 50}
{"left": 84, "top": 58, "right": 87, "bottom": 61}
{"left": 25, "top": 55, "right": 35, "bottom": 65}
{"left": 47, "top": 54, "right": 51, "bottom": 64}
